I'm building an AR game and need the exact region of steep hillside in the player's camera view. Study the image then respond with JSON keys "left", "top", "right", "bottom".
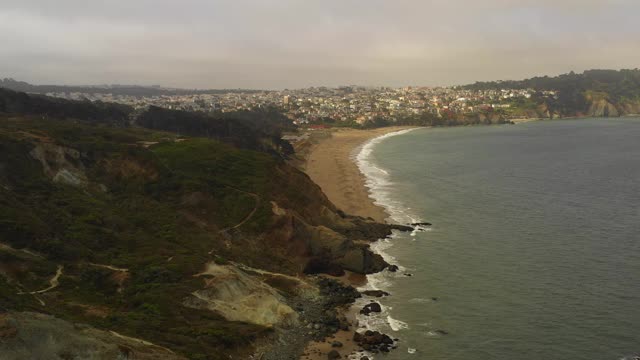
{"left": 0, "top": 114, "right": 408, "bottom": 359}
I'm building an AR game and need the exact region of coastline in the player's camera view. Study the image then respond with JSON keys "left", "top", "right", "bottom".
{"left": 303, "top": 126, "right": 415, "bottom": 222}
{"left": 301, "top": 126, "right": 418, "bottom": 360}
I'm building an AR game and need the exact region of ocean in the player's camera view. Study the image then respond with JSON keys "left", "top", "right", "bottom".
{"left": 354, "top": 118, "right": 640, "bottom": 360}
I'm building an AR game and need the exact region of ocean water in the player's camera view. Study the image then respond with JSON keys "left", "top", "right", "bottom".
{"left": 354, "top": 118, "right": 640, "bottom": 360}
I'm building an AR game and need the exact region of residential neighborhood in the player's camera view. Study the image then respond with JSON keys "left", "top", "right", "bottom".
{"left": 43, "top": 85, "right": 556, "bottom": 125}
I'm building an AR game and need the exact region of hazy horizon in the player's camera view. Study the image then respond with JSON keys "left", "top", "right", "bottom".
{"left": 5, "top": 68, "right": 639, "bottom": 92}
{"left": 2, "top": 0, "right": 639, "bottom": 89}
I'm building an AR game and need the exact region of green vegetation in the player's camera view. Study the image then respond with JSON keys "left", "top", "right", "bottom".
{"left": 0, "top": 86, "right": 407, "bottom": 359}
{"left": 0, "top": 87, "right": 294, "bottom": 156}
{"left": 0, "top": 115, "right": 303, "bottom": 358}
{"left": 463, "top": 69, "right": 640, "bottom": 117}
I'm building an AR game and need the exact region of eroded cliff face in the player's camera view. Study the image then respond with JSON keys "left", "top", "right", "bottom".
{"left": 581, "top": 92, "right": 640, "bottom": 118}
{"left": 588, "top": 98, "right": 620, "bottom": 117}
{"left": 29, "top": 143, "right": 89, "bottom": 188}
{"left": 184, "top": 263, "right": 299, "bottom": 328}
{"left": 260, "top": 209, "right": 390, "bottom": 275}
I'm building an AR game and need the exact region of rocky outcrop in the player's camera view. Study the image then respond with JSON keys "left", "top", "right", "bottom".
{"left": 353, "top": 330, "right": 395, "bottom": 353}
{"left": 359, "top": 302, "right": 382, "bottom": 316}
{"left": 335, "top": 217, "right": 413, "bottom": 242}
{"left": 361, "top": 290, "right": 390, "bottom": 298}
{"left": 337, "top": 246, "right": 388, "bottom": 274}
{"left": 264, "top": 208, "right": 393, "bottom": 275}
{"left": 184, "top": 263, "right": 298, "bottom": 328}
{"left": 29, "top": 143, "right": 88, "bottom": 188}
{"left": 317, "top": 277, "right": 361, "bottom": 308}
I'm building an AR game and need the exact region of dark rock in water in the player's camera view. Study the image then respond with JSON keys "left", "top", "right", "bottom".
{"left": 431, "top": 297, "right": 439, "bottom": 301}
{"left": 353, "top": 330, "right": 396, "bottom": 353}
{"left": 409, "top": 222, "right": 432, "bottom": 227}
{"left": 327, "top": 349, "right": 341, "bottom": 359}
{"left": 435, "top": 329, "right": 449, "bottom": 335}
{"left": 331, "top": 340, "right": 343, "bottom": 348}
{"left": 362, "top": 290, "right": 390, "bottom": 298}
{"left": 387, "top": 265, "right": 399, "bottom": 272}
{"left": 338, "top": 218, "right": 412, "bottom": 241}
{"left": 390, "top": 224, "right": 414, "bottom": 232}
{"left": 404, "top": 273, "right": 413, "bottom": 277}
{"left": 360, "top": 357, "right": 370, "bottom": 360}
{"left": 359, "top": 302, "right": 382, "bottom": 315}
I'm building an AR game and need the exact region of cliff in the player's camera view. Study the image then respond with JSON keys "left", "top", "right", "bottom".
{"left": 0, "top": 107, "right": 407, "bottom": 359}
{"left": 464, "top": 69, "right": 640, "bottom": 118}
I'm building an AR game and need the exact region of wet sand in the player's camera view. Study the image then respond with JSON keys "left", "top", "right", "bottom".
{"left": 304, "top": 127, "right": 413, "bottom": 223}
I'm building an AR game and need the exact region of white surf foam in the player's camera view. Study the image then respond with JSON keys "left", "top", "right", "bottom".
{"left": 354, "top": 128, "right": 423, "bottom": 225}
{"left": 408, "top": 298, "right": 433, "bottom": 304}
{"left": 387, "top": 315, "right": 410, "bottom": 331}
{"left": 352, "top": 128, "right": 426, "bottom": 357}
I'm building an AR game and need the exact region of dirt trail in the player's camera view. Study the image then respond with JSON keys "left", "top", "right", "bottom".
{"left": 218, "top": 188, "right": 260, "bottom": 233}
{"left": 231, "top": 262, "right": 305, "bottom": 284}
{"left": 0, "top": 242, "right": 45, "bottom": 258}
{"left": 109, "top": 330, "right": 176, "bottom": 354}
{"left": 209, "top": 187, "right": 261, "bottom": 255}
{"left": 88, "top": 263, "right": 129, "bottom": 293}
{"left": 88, "top": 263, "right": 128, "bottom": 272}
{"left": 20, "top": 265, "right": 63, "bottom": 295}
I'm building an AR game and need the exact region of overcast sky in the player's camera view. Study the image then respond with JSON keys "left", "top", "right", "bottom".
{"left": 1, "top": 0, "right": 638, "bottom": 89}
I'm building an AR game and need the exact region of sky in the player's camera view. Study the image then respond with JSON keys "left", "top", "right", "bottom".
{"left": 1, "top": 0, "right": 639, "bottom": 89}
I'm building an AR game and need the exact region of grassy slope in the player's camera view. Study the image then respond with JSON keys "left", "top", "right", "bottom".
{"left": 0, "top": 116, "right": 317, "bottom": 358}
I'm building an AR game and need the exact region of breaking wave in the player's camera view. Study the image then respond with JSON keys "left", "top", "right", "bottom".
{"left": 353, "top": 128, "right": 422, "bottom": 356}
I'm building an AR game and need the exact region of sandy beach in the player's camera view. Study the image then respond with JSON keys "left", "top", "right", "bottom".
{"left": 300, "top": 126, "right": 414, "bottom": 360}
{"left": 303, "top": 127, "right": 414, "bottom": 223}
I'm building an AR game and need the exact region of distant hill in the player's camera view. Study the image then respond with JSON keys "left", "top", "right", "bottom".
{"left": 463, "top": 69, "right": 640, "bottom": 118}
{"left": 0, "top": 78, "right": 266, "bottom": 97}
{"left": 0, "top": 87, "right": 293, "bottom": 156}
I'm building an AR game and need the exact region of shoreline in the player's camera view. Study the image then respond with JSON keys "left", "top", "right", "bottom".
{"left": 303, "top": 126, "right": 415, "bottom": 222}
{"left": 301, "top": 126, "right": 418, "bottom": 360}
